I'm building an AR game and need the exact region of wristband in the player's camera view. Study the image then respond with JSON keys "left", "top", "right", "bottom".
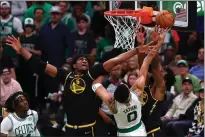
{"left": 92, "top": 83, "right": 102, "bottom": 92}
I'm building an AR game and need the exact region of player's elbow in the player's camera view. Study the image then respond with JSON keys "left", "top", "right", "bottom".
{"left": 103, "top": 58, "right": 118, "bottom": 72}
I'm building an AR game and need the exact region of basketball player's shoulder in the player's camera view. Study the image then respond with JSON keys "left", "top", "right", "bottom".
{"left": 29, "top": 110, "right": 38, "bottom": 119}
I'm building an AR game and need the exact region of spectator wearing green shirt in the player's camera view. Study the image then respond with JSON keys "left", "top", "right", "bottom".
{"left": 95, "top": 24, "right": 115, "bottom": 63}
{"left": 174, "top": 60, "right": 201, "bottom": 94}
{"left": 56, "top": 1, "right": 75, "bottom": 32}
{"left": 23, "top": 2, "right": 52, "bottom": 24}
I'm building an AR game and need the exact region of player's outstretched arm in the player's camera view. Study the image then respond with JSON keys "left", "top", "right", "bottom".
{"left": 130, "top": 29, "right": 168, "bottom": 96}
{"left": 92, "top": 76, "right": 117, "bottom": 114}
{"left": 6, "top": 36, "right": 57, "bottom": 78}
{"left": 151, "top": 54, "right": 166, "bottom": 101}
{"left": 102, "top": 41, "right": 155, "bottom": 72}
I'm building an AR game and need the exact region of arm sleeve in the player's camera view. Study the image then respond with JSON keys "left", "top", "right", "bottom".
{"left": 13, "top": 17, "right": 24, "bottom": 33}
{"left": 0, "top": 117, "right": 12, "bottom": 134}
{"left": 89, "top": 63, "right": 109, "bottom": 80}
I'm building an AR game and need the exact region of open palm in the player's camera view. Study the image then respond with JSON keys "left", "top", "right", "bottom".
{"left": 6, "top": 35, "right": 22, "bottom": 53}
{"left": 150, "top": 25, "right": 160, "bottom": 43}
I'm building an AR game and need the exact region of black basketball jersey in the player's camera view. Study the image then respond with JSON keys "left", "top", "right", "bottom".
{"left": 57, "top": 63, "right": 108, "bottom": 125}
{"left": 141, "top": 86, "right": 165, "bottom": 132}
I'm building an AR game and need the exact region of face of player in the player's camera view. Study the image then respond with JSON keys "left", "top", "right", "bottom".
{"left": 77, "top": 20, "right": 88, "bottom": 31}
{"left": 0, "top": 7, "right": 10, "bottom": 18}
{"left": 110, "top": 65, "right": 122, "bottom": 79}
{"left": 1, "top": 70, "right": 12, "bottom": 84}
{"left": 51, "top": 12, "right": 61, "bottom": 24}
{"left": 74, "top": 57, "right": 89, "bottom": 71}
{"left": 128, "top": 74, "right": 138, "bottom": 87}
{"left": 16, "top": 96, "right": 29, "bottom": 112}
{"left": 128, "top": 56, "right": 138, "bottom": 69}
{"left": 182, "top": 82, "right": 193, "bottom": 95}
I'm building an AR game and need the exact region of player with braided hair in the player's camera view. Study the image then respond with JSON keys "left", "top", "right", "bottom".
{"left": 0, "top": 92, "right": 40, "bottom": 137}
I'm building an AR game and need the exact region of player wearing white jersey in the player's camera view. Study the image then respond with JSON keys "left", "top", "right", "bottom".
{"left": 0, "top": 92, "right": 40, "bottom": 137}
{"left": 92, "top": 29, "right": 168, "bottom": 136}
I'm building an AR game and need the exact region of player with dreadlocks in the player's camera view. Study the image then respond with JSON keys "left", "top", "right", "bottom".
{"left": 0, "top": 92, "right": 40, "bottom": 137}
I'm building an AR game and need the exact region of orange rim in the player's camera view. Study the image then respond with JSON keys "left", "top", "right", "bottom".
{"left": 104, "top": 10, "right": 142, "bottom": 17}
{"left": 104, "top": 9, "right": 153, "bottom": 24}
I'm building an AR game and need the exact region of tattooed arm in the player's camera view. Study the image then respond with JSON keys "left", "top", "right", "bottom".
{"left": 92, "top": 76, "right": 118, "bottom": 114}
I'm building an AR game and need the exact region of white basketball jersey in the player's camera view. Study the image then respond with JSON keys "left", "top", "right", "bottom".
{"left": 7, "top": 110, "right": 38, "bottom": 136}
{"left": 114, "top": 91, "right": 142, "bottom": 129}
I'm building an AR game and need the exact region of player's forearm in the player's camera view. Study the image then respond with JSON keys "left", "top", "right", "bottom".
{"left": 19, "top": 47, "right": 32, "bottom": 60}
{"left": 103, "top": 48, "right": 139, "bottom": 72}
{"left": 19, "top": 48, "right": 57, "bottom": 78}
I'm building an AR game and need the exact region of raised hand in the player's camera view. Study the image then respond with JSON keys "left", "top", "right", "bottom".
{"left": 150, "top": 25, "right": 160, "bottom": 43}
{"left": 6, "top": 35, "right": 22, "bottom": 53}
{"left": 136, "top": 25, "right": 146, "bottom": 45}
{"left": 158, "top": 28, "right": 170, "bottom": 44}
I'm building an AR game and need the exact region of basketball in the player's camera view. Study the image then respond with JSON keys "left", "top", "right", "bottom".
{"left": 156, "top": 10, "right": 175, "bottom": 29}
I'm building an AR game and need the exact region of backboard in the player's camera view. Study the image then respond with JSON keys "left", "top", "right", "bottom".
{"left": 109, "top": 1, "right": 197, "bottom": 31}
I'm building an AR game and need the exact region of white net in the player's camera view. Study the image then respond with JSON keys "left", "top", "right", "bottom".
{"left": 104, "top": 14, "right": 141, "bottom": 50}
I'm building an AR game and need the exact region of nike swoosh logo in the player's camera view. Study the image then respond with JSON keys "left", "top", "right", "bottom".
{"left": 85, "top": 131, "right": 91, "bottom": 134}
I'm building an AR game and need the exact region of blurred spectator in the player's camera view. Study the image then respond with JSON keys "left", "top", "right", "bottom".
{"left": 124, "top": 55, "right": 140, "bottom": 82}
{"left": 163, "top": 46, "right": 175, "bottom": 65}
{"left": 37, "top": 6, "right": 73, "bottom": 98}
{"left": 127, "top": 71, "right": 138, "bottom": 88}
{"left": 0, "top": 67, "right": 22, "bottom": 107}
{"left": 11, "top": 1, "right": 27, "bottom": 20}
{"left": 199, "top": 80, "right": 204, "bottom": 87}
{"left": 18, "top": 18, "right": 41, "bottom": 109}
{"left": 186, "top": 87, "right": 204, "bottom": 137}
{"left": 189, "top": 48, "right": 204, "bottom": 80}
{"left": 168, "top": 54, "right": 182, "bottom": 75}
{"left": 70, "top": 15, "right": 96, "bottom": 59}
{"left": 56, "top": 1, "right": 74, "bottom": 31}
{"left": 162, "top": 67, "right": 176, "bottom": 114}
{"left": 0, "top": 1, "right": 24, "bottom": 65}
{"left": 178, "top": 31, "right": 203, "bottom": 60}
{"left": 34, "top": 8, "right": 45, "bottom": 34}
{"left": 174, "top": 60, "right": 201, "bottom": 94}
{"left": 161, "top": 78, "right": 197, "bottom": 136}
{"left": 95, "top": 24, "right": 115, "bottom": 63}
{"left": 66, "top": 2, "right": 91, "bottom": 32}
{"left": 23, "top": 2, "right": 52, "bottom": 24}
{"left": 0, "top": 40, "right": 16, "bottom": 79}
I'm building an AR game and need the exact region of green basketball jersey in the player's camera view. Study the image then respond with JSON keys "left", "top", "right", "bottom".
{"left": 0, "top": 17, "right": 18, "bottom": 57}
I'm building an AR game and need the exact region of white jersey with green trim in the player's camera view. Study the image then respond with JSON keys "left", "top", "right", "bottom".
{"left": 114, "top": 91, "right": 142, "bottom": 129}
{"left": 0, "top": 109, "right": 40, "bottom": 137}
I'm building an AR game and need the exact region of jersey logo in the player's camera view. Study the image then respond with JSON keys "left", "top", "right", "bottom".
{"left": 70, "top": 78, "right": 86, "bottom": 94}
{"left": 141, "top": 91, "right": 148, "bottom": 106}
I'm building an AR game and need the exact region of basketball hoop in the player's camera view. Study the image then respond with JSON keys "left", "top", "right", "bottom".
{"left": 104, "top": 8, "right": 153, "bottom": 50}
